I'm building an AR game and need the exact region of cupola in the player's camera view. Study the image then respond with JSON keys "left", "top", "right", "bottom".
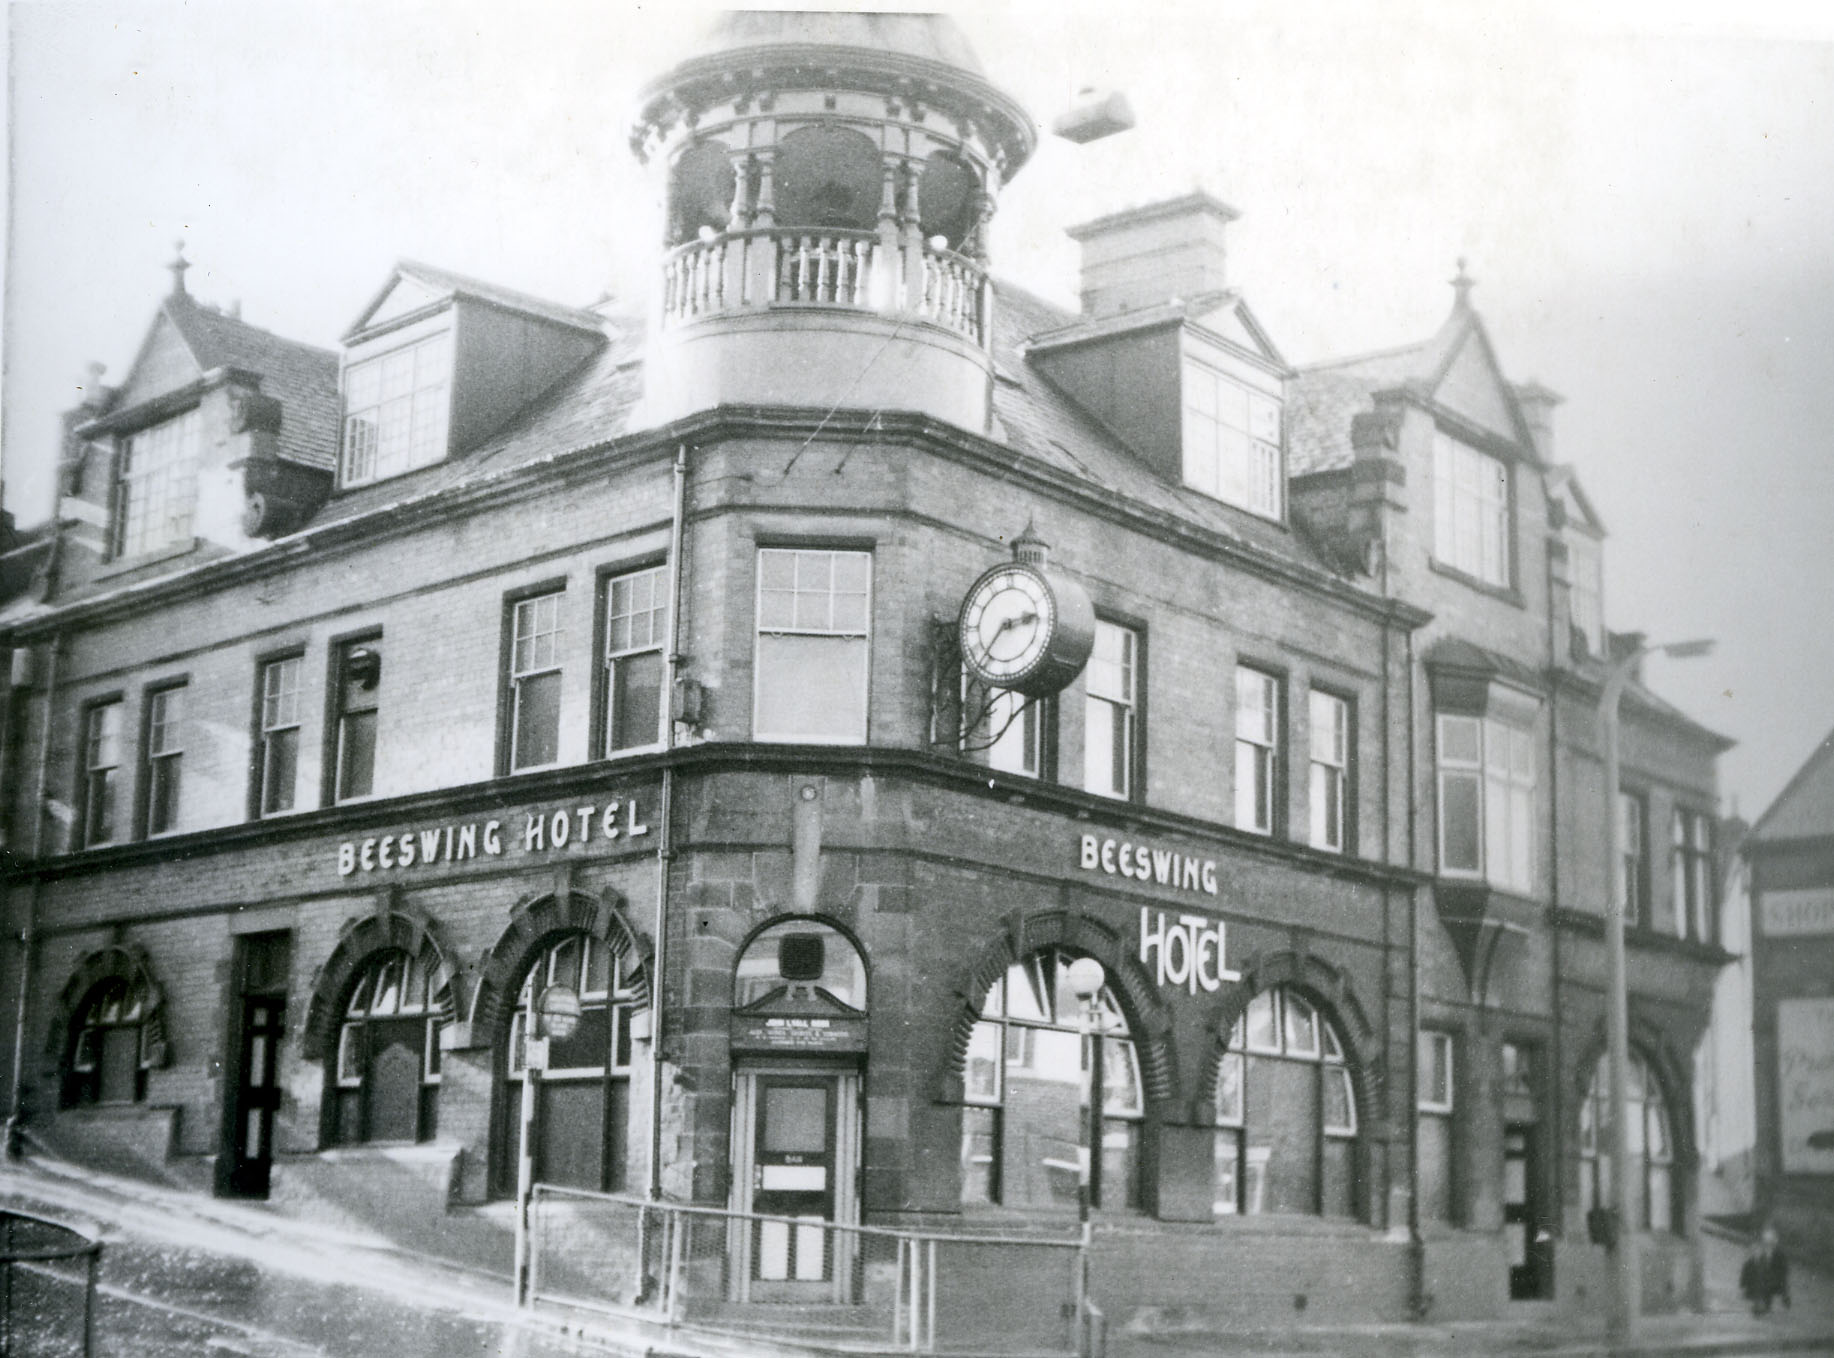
{"left": 629, "top": 11, "right": 1034, "bottom": 434}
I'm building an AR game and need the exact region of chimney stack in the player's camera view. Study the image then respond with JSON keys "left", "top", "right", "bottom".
{"left": 1513, "top": 380, "right": 1562, "bottom": 463}
{"left": 1066, "top": 191, "right": 1239, "bottom": 317}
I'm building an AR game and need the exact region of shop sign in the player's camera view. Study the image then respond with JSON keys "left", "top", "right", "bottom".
{"left": 1777, "top": 998, "right": 1834, "bottom": 1174}
{"left": 730, "top": 1014, "right": 869, "bottom": 1055}
{"left": 1140, "top": 906, "right": 1240, "bottom": 995}
{"left": 1078, "top": 834, "right": 1218, "bottom": 896}
{"left": 336, "top": 797, "right": 649, "bottom": 876}
{"left": 1761, "top": 887, "right": 1834, "bottom": 938}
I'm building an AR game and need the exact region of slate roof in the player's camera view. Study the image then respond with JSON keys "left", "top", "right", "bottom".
{"left": 305, "top": 278, "right": 1341, "bottom": 579}
{"left": 1752, "top": 723, "right": 1834, "bottom": 842}
{"left": 165, "top": 294, "right": 341, "bottom": 470}
{"left": 1286, "top": 340, "right": 1435, "bottom": 477}
{"left": 309, "top": 312, "right": 643, "bottom": 529}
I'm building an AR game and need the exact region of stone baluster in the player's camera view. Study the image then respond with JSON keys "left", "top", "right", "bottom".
{"left": 899, "top": 159, "right": 925, "bottom": 321}
{"left": 723, "top": 149, "right": 752, "bottom": 307}
{"left": 748, "top": 152, "right": 778, "bottom": 305}
{"left": 873, "top": 160, "right": 902, "bottom": 312}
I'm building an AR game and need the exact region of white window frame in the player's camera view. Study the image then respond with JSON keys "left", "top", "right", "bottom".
{"left": 509, "top": 592, "right": 565, "bottom": 772}
{"left": 964, "top": 677, "right": 1042, "bottom": 779}
{"left": 1435, "top": 712, "right": 1536, "bottom": 893}
{"left": 340, "top": 330, "right": 453, "bottom": 487}
{"left": 258, "top": 657, "right": 303, "bottom": 817}
{"left": 115, "top": 408, "right": 203, "bottom": 558}
{"left": 603, "top": 565, "right": 670, "bottom": 756}
{"left": 1084, "top": 621, "right": 1138, "bottom": 800}
{"left": 1432, "top": 432, "right": 1512, "bottom": 588}
{"left": 145, "top": 684, "right": 185, "bottom": 836}
{"left": 1568, "top": 530, "right": 1605, "bottom": 656}
{"left": 1417, "top": 1029, "right": 1455, "bottom": 1114}
{"left": 1181, "top": 360, "right": 1283, "bottom": 519}
{"left": 1308, "top": 689, "right": 1349, "bottom": 852}
{"left": 82, "top": 701, "right": 123, "bottom": 846}
{"left": 753, "top": 548, "right": 872, "bottom": 745}
{"left": 1234, "top": 667, "right": 1281, "bottom": 836}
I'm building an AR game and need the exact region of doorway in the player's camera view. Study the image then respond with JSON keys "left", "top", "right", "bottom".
{"left": 729, "top": 1067, "right": 860, "bottom": 1302}
{"left": 1504, "top": 1123, "right": 1553, "bottom": 1299}
{"left": 220, "top": 931, "right": 290, "bottom": 1199}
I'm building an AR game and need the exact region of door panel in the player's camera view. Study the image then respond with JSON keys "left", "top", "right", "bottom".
{"left": 227, "top": 998, "right": 285, "bottom": 1197}
{"left": 729, "top": 1067, "right": 860, "bottom": 1303}
{"left": 1505, "top": 1124, "right": 1553, "bottom": 1299}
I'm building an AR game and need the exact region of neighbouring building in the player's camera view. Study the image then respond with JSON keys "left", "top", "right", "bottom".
{"left": 0, "top": 10, "right": 1731, "bottom": 1340}
{"left": 1742, "top": 728, "right": 1834, "bottom": 1262}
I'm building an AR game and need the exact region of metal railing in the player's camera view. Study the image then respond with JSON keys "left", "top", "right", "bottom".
{"left": 1, "top": 1207, "right": 103, "bottom": 1357}
{"left": 528, "top": 1185, "right": 1089, "bottom": 1355}
{"left": 660, "top": 227, "right": 990, "bottom": 346}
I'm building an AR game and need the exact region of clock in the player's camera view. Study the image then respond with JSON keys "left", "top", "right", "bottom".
{"left": 958, "top": 560, "right": 1096, "bottom": 698}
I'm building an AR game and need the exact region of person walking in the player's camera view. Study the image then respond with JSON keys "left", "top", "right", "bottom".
{"left": 1740, "top": 1226, "right": 1792, "bottom": 1316}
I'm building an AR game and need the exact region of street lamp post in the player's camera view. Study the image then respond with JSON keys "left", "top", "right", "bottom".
{"left": 1598, "top": 637, "right": 1712, "bottom": 1339}
{"left": 1065, "top": 956, "right": 1106, "bottom": 1354}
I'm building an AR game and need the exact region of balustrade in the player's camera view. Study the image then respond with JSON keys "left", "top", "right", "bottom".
{"left": 660, "top": 227, "right": 988, "bottom": 346}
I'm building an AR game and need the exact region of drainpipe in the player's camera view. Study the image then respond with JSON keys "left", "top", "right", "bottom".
{"left": 6, "top": 633, "right": 61, "bottom": 1157}
{"left": 648, "top": 444, "right": 688, "bottom": 1201}
{"left": 1404, "top": 625, "right": 1428, "bottom": 1319}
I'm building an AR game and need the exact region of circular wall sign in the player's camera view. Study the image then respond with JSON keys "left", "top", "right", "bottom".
{"left": 958, "top": 561, "right": 1095, "bottom": 698}
{"left": 536, "top": 984, "right": 582, "bottom": 1042}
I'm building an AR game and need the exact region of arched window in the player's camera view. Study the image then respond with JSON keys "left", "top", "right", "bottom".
{"left": 504, "top": 932, "right": 640, "bottom": 1192}
{"left": 670, "top": 140, "right": 737, "bottom": 245}
{"left": 917, "top": 151, "right": 979, "bottom": 251}
{"left": 961, "top": 949, "right": 1142, "bottom": 1210}
{"left": 65, "top": 976, "right": 152, "bottom": 1107}
{"left": 1578, "top": 1050, "right": 1677, "bottom": 1232}
{"left": 774, "top": 126, "right": 883, "bottom": 232}
{"left": 1213, "top": 987, "right": 1359, "bottom": 1218}
{"left": 330, "top": 945, "right": 451, "bottom": 1145}
{"left": 735, "top": 918, "right": 868, "bottom": 1010}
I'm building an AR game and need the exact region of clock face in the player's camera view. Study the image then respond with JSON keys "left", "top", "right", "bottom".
{"left": 959, "top": 564, "right": 1058, "bottom": 687}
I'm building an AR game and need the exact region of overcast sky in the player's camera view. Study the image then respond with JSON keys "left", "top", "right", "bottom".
{"left": 4, "top": 0, "right": 1831, "bottom": 820}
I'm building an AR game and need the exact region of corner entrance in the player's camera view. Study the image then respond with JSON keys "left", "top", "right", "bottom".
{"left": 220, "top": 931, "right": 291, "bottom": 1199}
{"left": 730, "top": 1067, "right": 861, "bottom": 1301}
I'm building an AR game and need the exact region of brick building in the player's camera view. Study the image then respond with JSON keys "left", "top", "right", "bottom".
{"left": 0, "top": 11, "right": 1729, "bottom": 1337}
{"left": 1741, "top": 729, "right": 1834, "bottom": 1262}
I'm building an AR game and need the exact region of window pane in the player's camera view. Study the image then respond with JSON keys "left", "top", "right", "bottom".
{"left": 965, "top": 1020, "right": 1002, "bottom": 1103}
{"left": 149, "top": 752, "right": 182, "bottom": 834}
{"left": 263, "top": 728, "right": 298, "bottom": 814}
{"left": 608, "top": 650, "right": 664, "bottom": 752}
{"left": 1213, "top": 1127, "right": 1242, "bottom": 1215}
{"left": 514, "top": 670, "right": 562, "bottom": 769}
{"left": 338, "top": 710, "right": 377, "bottom": 800}
{"left": 756, "top": 634, "right": 867, "bottom": 741}
{"left": 961, "top": 1106, "right": 998, "bottom": 1205}
{"left": 1245, "top": 991, "right": 1280, "bottom": 1053}
{"left": 1215, "top": 1051, "right": 1244, "bottom": 1125}
{"left": 1440, "top": 771, "right": 1481, "bottom": 872}
{"left": 1283, "top": 992, "right": 1319, "bottom": 1058}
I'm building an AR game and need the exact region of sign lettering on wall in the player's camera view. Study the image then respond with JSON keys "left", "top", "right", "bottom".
{"left": 1761, "top": 887, "right": 1834, "bottom": 939}
{"left": 1777, "top": 997, "right": 1834, "bottom": 1175}
{"left": 336, "top": 798, "right": 648, "bottom": 876}
{"left": 1140, "top": 907, "right": 1241, "bottom": 995}
{"left": 1079, "top": 834, "right": 1219, "bottom": 896}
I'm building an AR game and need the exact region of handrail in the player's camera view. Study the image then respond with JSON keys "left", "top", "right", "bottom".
{"left": 2, "top": 1207, "right": 103, "bottom": 1357}
{"left": 532, "top": 1183, "right": 1080, "bottom": 1249}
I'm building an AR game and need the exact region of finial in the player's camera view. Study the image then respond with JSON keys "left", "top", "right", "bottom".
{"left": 1012, "top": 517, "right": 1049, "bottom": 565}
{"left": 1451, "top": 257, "right": 1475, "bottom": 310}
{"left": 167, "top": 241, "right": 190, "bottom": 297}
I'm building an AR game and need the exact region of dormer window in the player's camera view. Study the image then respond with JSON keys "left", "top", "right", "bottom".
{"left": 114, "top": 407, "right": 202, "bottom": 557}
{"left": 1432, "top": 432, "right": 1511, "bottom": 588}
{"left": 340, "top": 330, "right": 452, "bottom": 487}
{"left": 1182, "top": 360, "right": 1282, "bottom": 519}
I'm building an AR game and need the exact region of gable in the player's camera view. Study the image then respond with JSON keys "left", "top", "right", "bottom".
{"left": 1756, "top": 728, "right": 1834, "bottom": 842}
{"left": 1431, "top": 331, "right": 1518, "bottom": 443}
{"left": 1189, "top": 298, "right": 1284, "bottom": 368}
{"left": 115, "top": 312, "right": 203, "bottom": 411}
{"left": 365, "top": 276, "right": 449, "bottom": 330}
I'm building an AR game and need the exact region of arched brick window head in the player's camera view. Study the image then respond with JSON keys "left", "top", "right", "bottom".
{"left": 65, "top": 977, "right": 153, "bottom": 1108}
{"left": 328, "top": 944, "right": 452, "bottom": 1146}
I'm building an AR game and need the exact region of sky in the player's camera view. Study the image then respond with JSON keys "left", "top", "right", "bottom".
{"left": 3, "top": 0, "right": 1831, "bottom": 820}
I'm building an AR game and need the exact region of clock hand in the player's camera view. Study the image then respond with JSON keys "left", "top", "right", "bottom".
{"left": 991, "top": 610, "right": 1039, "bottom": 637}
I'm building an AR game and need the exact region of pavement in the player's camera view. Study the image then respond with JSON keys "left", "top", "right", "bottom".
{"left": 3, "top": 1148, "right": 1833, "bottom": 1358}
